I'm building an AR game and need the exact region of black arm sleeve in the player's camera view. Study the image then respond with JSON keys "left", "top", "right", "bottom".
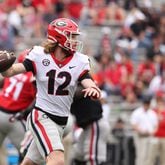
{"left": 23, "top": 59, "right": 35, "bottom": 74}
{"left": 78, "top": 72, "right": 93, "bottom": 82}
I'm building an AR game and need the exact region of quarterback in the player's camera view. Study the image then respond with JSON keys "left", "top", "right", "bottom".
{"left": 0, "top": 18, "right": 101, "bottom": 165}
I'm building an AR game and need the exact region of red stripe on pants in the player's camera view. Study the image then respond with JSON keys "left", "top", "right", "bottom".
{"left": 34, "top": 110, "right": 53, "bottom": 153}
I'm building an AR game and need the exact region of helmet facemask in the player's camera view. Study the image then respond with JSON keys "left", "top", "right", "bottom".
{"left": 63, "top": 30, "right": 83, "bottom": 52}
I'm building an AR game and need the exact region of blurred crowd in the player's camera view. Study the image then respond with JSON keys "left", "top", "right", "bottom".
{"left": 0, "top": 0, "right": 165, "bottom": 164}
{"left": 0, "top": 0, "right": 164, "bottom": 104}
{"left": 90, "top": 0, "right": 165, "bottom": 105}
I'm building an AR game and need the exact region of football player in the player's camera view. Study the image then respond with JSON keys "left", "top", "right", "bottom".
{"left": 0, "top": 49, "right": 36, "bottom": 163}
{"left": 1, "top": 18, "right": 101, "bottom": 165}
{"left": 70, "top": 85, "right": 110, "bottom": 165}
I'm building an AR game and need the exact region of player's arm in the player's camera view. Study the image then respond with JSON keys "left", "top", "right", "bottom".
{"left": 78, "top": 56, "right": 101, "bottom": 99}
{"left": 1, "top": 63, "right": 26, "bottom": 77}
{"left": 81, "top": 78, "right": 101, "bottom": 99}
{"left": 79, "top": 72, "right": 101, "bottom": 99}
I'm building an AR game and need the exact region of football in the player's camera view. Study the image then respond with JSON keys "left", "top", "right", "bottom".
{"left": 0, "top": 51, "right": 16, "bottom": 72}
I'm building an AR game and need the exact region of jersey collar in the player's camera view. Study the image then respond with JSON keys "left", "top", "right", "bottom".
{"left": 51, "top": 53, "right": 74, "bottom": 68}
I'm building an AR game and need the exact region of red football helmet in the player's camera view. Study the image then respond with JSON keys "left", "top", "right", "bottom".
{"left": 18, "top": 49, "right": 30, "bottom": 63}
{"left": 47, "top": 18, "right": 83, "bottom": 52}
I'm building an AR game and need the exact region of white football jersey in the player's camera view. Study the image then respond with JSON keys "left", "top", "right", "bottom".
{"left": 25, "top": 46, "right": 90, "bottom": 117}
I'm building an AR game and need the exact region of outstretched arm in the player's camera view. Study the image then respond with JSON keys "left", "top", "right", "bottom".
{"left": 1, "top": 63, "right": 26, "bottom": 77}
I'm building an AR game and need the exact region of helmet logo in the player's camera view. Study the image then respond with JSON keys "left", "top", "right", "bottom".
{"left": 55, "top": 21, "right": 67, "bottom": 27}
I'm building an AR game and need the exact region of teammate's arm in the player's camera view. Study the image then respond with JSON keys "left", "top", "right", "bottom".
{"left": 1, "top": 63, "right": 26, "bottom": 77}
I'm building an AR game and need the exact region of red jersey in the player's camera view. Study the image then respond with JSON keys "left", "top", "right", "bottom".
{"left": 0, "top": 72, "right": 36, "bottom": 113}
{"left": 154, "top": 110, "right": 165, "bottom": 138}
{"left": 137, "top": 62, "right": 156, "bottom": 78}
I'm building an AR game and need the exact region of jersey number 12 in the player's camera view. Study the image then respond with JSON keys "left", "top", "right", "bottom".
{"left": 46, "top": 69, "right": 71, "bottom": 95}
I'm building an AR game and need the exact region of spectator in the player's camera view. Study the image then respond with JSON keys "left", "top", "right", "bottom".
{"left": 124, "top": 5, "right": 145, "bottom": 27}
{"left": 147, "top": 32, "right": 164, "bottom": 64}
{"left": 148, "top": 70, "right": 165, "bottom": 95}
{"left": 130, "top": 95, "right": 158, "bottom": 165}
{"left": 0, "top": 13, "right": 15, "bottom": 51}
{"left": 146, "top": 95, "right": 165, "bottom": 165}
{"left": 95, "top": 27, "right": 112, "bottom": 64}
{"left": 104, "top": 59, "right": 122, "bottom": 95}
{"left": 8, "top": 6, "right": 22, "bottom": 38}
{"left": 120, "top": 76, "right": 137, "bottom": 103}
{"left": 106, "top": 2, "right": 126, "bottom": 25}
{"left": 137, "top": 57, "right": 156, "bottom": 87}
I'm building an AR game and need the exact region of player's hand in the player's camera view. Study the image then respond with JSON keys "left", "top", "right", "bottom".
{"left": 82, "top": 86, "right": 101, "bottom": 99}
